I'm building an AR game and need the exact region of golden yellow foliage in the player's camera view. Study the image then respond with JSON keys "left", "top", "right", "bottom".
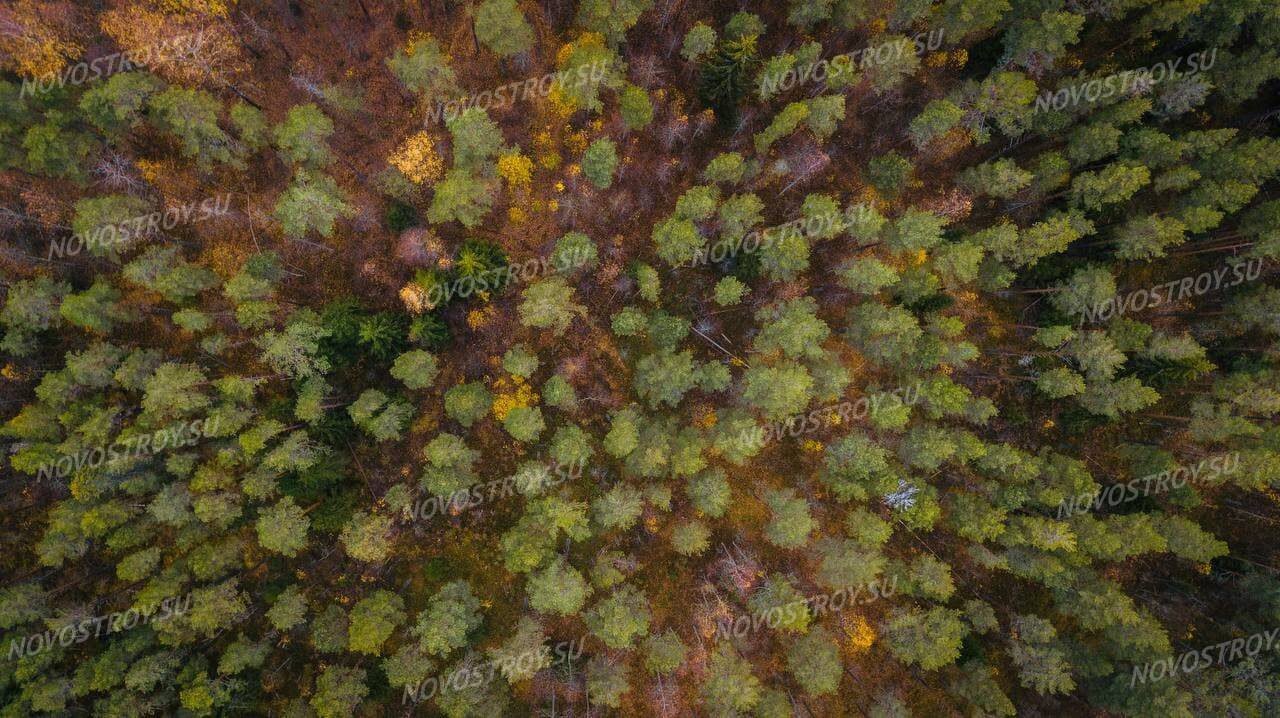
{"left": 555, "top": 42, "right": 575, "bottom": 67}
{"left": 399, "top": 283, "right": 431, "bottom": 314}
{"left": 497, "top": 151, "right": 534, "bottom": 189}
{"left": 389, "top": 132, "right": 445, "bottom": 185}
{"left": 548, "top": 85, "right": 577, "bottom": 117}
{"left": 155, "top": 0, "right": 235, "bottom": 17}
{"left": 491, "top": 375, "right": 538, "bottom": 421}
{"left": 135, "top": 159, "right": 162, "bottom": 185}
{"left": 101, "top": 7, "right": 246, "bottom": 85}
{"left": 533, "top": 130, "right": 562, "bottom": 168}
{"left": 802, "top": 439, "right": 824, "bottom": 453}
{"left": 0, "top": 1, "right": 81, "bottom": 78}
{"left": 507, "top": 206, "right": 527, "bottom": 223}
{"left": 467, "top": 305, "right": 496, "bottom": 329}
{"left": 565, "top": 129, "right": 589, "bottom": 156}
{"left": 844, "top": 614, "right": 876, "bottom": 653}
{"left": 201, "top": 241, "right": 252, "bottom": 279}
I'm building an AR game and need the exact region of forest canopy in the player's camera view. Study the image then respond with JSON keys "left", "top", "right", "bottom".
{"left": 1, "top": 0, "right": 1280, "bottom": 716}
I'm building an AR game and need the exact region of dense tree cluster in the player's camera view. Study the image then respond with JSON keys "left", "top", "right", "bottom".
{"left": 1, "top": 0, "right": 1279, "bottom": 716}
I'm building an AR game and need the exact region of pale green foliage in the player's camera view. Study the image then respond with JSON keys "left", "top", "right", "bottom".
{"left": 634, "top": 348, "right": 700, "bottom": 407}
{"left": 725, "top": 11, "right": 765, "bottom": 39}
{"left": 391, "top": 350, "right": 439, "bottom": 389}
{"left": 755, "top": 102, "right": 810, "bottom": 154}
{"left": 1008, "top": 614, "right": 1076, "bottom": 695}
{"left": 256, "top": 496, "right": 310, "bottom": 557}
{"left": 604, "top": 407, "right": 641, "bottom": 457}
{"left": 741, "top": 361, "right": 814, "bottom": 420}
{"left": 550, "top": 424, "right": 593, "bottom": 466}
{"left": 387, "top": 35, "right": 458, "bottom": 100}
{"left": 444, "top": 381, "right": 493, "bottom": 427}
{"left": 682, "top": 24, "right": 718, "bottom": 61}
{"left": 543, "top": 374, "right": 577, "bottom": 409}
{"left": 552, "top": 231, "right": 598, "bottom": 271}
{"left": 753, "top": 297, "right": 829, "bottom": 360}
{"left": 421, "top": 432, "right": 479, "bottom": 496}
{"left": 528, "top": 559, "right": 592, "bottom": 616}
{"left": 586, "top": 585, "right": 651, "bottom": 649}
{"left": 575, "top": 0, "right": 653, "bottom": 43}
{"left": 671, "top": 520, "right": 711, "bottom": 555}
{"left": 348, "top": 590, "right": 406, "bottom": 655}
{"left": 586, "top": 655, "right": 631, "bottom": 707}
{"left": 1037, "top": 368, "right": 1086, "bottom": 398}
{"left": 474, "top": 0, "right": 534, "bottom": 57}
{"left": 702, "top": 645, "right": 762, "bottom": 714}
{"left": 311, "top": 665, "right": 367, "bottom": 718}
{"left": 230, "top": 101, "right": 270, "bottom": 149}
{"left": 593, "top": 483, "right": 644, "bottom": 530}
{"left": 788, "top": 626, "right": 841, "bottom": 694}
{"left": 219, "top": 634, "right": 270, "bottom": 675}
{"left": 749, "top": 574, "right": 811, "bottom": 632}
{"left": 502, "top": 344, "right": 540, "bottom": 378}
{"left": 763, "top": 488, "right": 814, "bottom": 549}
{"left": 582, "top": 138, "right": 619, "bottom": 189}
{"left": 267, "top": 585, "right": 308, "bottom": 631}
{"left": 634, "top": 263, "right": 661, "bottom": 303}
{"left": 911, "top": 98, "right": 964, "bottom": 148}
{"left": 274, "top": 104, "right": 333, "bottom": 167}
{"left": 428, "top": 169, "right": 494, "bottom": 227}
{"left": 884, "top": 606, "right": 968, "bottom": 670}
{"left": 275, "top": 169, "right": 354, "bottom": 239}
{"left": 413, "top": 581, "right": 482, "bottom": 656}
{"left": 643, "top": 629, "right": 687, "bottom": 674}
{"left": 714, "top": 276, "right": 749, "bottom": 306}
{"left": 80, "top": 72, "right": 164, "bottom": 134}
{"left": 1003, "top": 10, "right": 1084, "bottom": 70}
{"left": 347, "top": 389, "right": 413, "bottom": 442}
{"left": 816, "top": 537, "right": 886, "bottom": 589}
{"left": 503, "top": 405, "right": 545, "bottom": 442}
{"left": 703, "top": 152, "right": 747, "bottom": 184}
{"left": 620, "top": 84, "right": 654, "bottom": 130}
{"left": 148, "top": 87, "right": 236, "bottom": 167}
{"left": 554, "top": 32, "right": 626, "bottom": 112}
{"left": 382, "top": 644, "right": 435, "bottom": 690}
{"left": 339, "top": 510, "right": 392, "bottom": 563}
{"left": 687, "top": 468, "right": 731, "bottom": 517}
{"left": 447, "top": 108, "right": 503, "bottom": 172}
{"left": 519, "top": 277, "right": 584, "bottom": 334}
{"left": 1, "top": 277, "right": 68, "bottom": 354}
